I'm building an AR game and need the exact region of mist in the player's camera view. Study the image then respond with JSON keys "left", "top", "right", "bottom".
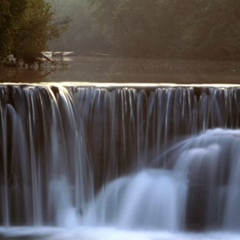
{"left": 48, "top": 0, "right": 108, "bottom": 54}
{"left": 48, "top": 0, "right": 240, "bottom": 60}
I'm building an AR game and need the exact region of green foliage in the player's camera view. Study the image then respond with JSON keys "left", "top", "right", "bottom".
{"left": 0, "top": 0, "right": 27, "bottom": 59}
{"left": 0, "top": 0, "right": 238, "bottom": 62}
{"left": 88, "top": 0, "right": 240, "bottom": 60}
{"left": 0, "top": 0, "right": 63, "bottom": 65}
{"left": 87, "top": 0, "right": 187, "bottom": 56}
{"left": 181, "top": 0, "right": 240, "bottom": 60}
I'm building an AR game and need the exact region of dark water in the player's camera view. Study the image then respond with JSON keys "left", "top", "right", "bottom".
{"left": 1, "top": 56, "right": 240, "bottom": 83}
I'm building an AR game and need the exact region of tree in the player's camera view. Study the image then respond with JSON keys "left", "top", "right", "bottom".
{"left": 0, "top": 0, "right": 64, "bottom": 65}
{"left": 181, "top": 0, "right": 240, "bottom": 60}
{"left": 88, "top": 0, "right": 184, "bottom": 57}
{"left": 0, "top": 0, "right": 27, "bottom": 60}
{"left": 88, "top": 0, "right": 240, "bottom": 60}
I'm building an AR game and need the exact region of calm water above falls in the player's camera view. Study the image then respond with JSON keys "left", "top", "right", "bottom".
{"left": 0, "top": 84, "right": 240, "bottom": 239}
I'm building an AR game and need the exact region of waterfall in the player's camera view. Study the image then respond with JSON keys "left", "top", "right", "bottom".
{"left": 1, "top": 84, "right": 240, "bottom": 232}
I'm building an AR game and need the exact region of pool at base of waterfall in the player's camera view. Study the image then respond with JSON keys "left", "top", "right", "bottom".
{"left": 0, "top": 227, "right": 239, "bottom": 240}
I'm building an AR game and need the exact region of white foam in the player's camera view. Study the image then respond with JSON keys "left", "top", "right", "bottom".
{"left": 0, "top": 227, "right": 239, "bottom": 240}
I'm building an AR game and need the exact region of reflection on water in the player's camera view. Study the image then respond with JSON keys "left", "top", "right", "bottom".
{"left": 1, "top": 56, "right": 240, "bottom": 83}
{"left": 0, "top": 54, "right": 69, "bottom": 83}
{"left": 0, "top": 67, "right": 51, "bottom": 83}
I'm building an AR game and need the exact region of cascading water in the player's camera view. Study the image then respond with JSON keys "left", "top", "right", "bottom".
{"left": 0, "top": 84, "right": 240, "bottom": 239}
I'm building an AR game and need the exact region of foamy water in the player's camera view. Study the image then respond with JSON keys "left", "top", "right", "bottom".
{"left": 0, "top": 227, "right": 239, "bottom": 240}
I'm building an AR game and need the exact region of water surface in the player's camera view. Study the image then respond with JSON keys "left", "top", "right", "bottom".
{"left": 1, "top": 56, "right": 240, "bottom": 83}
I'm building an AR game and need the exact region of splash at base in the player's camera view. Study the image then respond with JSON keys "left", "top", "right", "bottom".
{"left": 0, "top": 227, "right": 239, "bottom": 240}
{"left": 82, "top": 129, "right": 240, "bottom": 231}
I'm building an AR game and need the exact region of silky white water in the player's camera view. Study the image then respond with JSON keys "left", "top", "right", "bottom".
{"left": 82, "top": 169, "right": 187, "bottom": 231}
{"left": 1, "top": 85, "right": 240, "bottom": 239}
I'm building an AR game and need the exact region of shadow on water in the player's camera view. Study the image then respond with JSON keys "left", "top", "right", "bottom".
{"left": 0, "top": 67, "right": 52, "bottom": 83}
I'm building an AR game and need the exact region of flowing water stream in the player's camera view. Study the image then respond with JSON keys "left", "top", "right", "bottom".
{"left": 0, "top": 83, "right": 240, "bottom": 239}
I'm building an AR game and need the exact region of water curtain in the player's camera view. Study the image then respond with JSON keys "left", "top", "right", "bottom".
{"left": 0, "top": 85, "right": 240, "bottom": 231}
